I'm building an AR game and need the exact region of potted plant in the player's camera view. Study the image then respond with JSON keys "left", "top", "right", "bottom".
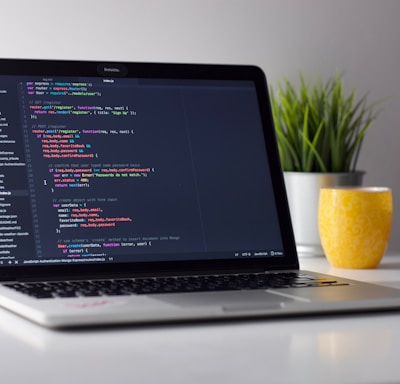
{"left": 270, "top": 72, "right": 383, "bottom": 256}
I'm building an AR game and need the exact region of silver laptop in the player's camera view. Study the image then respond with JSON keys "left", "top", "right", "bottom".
{"left": 0, "top": 58, "right": 399, "bottom": 328}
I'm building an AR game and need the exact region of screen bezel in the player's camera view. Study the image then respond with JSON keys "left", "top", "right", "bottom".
{"left": 0, "top": 58, "right": 298, "bottom": 281}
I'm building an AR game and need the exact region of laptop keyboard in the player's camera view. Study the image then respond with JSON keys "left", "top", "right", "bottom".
{"left": 3, "top": 272, "right": 349, "bottom": 299}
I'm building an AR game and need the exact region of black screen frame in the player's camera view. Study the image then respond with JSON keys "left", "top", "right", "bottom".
{"left": 0, "top": 58, "right": 298, "bottom": 281}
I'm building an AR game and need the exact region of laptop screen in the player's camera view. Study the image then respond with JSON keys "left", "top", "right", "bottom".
{"left": 0, "top": 60, "right": 295, "bottom": 274}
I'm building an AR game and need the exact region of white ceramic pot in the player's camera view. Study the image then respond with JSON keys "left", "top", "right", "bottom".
{"left": 284, "top": 171, "right": 364, "bottom": 256}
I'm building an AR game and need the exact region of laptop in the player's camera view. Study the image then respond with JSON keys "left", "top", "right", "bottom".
{"left": 0, "top": 58, "right": 399, "bottom": 328}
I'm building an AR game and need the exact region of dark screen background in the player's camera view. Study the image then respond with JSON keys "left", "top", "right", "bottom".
{"left": 0, "top": 75, "right": 284, "bottom": 266}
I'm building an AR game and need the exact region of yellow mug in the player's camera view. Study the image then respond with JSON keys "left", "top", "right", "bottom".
{"left": 318, "top": 187, "right": 392, "bottom": 268}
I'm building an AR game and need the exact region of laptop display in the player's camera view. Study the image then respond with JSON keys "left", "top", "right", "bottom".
{"left": 0, "top": 59, "right": 296, "bottom": 279}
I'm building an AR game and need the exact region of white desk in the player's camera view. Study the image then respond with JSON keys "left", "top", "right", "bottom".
{"left": 1, "top": 255, "right": 400, "bottom": 384}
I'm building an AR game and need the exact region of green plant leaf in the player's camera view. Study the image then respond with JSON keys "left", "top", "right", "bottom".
{"left": 270, "top": 72, "right": 384, "bottom": 172}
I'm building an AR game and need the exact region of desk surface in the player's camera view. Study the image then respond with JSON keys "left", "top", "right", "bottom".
{"left": 1, "top": 255, "right": 400, "bottom": 384}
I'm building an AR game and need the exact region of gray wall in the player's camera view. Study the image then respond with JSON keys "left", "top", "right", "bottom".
{"left": 1, "top": 0, "right": 400, "bottom": 252}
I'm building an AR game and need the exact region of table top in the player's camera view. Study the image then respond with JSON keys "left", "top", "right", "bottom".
{"left": 1, "top": 254, "right": 400, "bottom": 384}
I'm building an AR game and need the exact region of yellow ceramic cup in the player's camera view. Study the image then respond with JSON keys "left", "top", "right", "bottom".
{"left": 318, "top": 187, "right": 392, "bottom": 269}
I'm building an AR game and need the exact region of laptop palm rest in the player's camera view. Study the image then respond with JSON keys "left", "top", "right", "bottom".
{"left": 153, "top": 290, "right": 297, "bottom": 311}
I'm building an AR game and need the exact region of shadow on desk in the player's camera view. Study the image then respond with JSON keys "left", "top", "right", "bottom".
{"left": 379, "top": 261, "right": 400, "bottom": 270}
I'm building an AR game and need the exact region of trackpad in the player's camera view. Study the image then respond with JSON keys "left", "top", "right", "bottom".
{"left": 153, "top": 290, "right": 295, "bottom": 311}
